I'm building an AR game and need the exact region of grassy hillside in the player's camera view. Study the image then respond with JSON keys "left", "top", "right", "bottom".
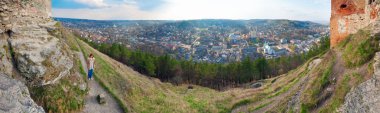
{"left": 62, "top": 24, "right": 378, "bottom": 112}
{"left": 75, "top": 35, "right": 235, "bottom": 112}
{"left": 29, "top": 23, "right": 88, "bottom": 113}
{"left": 72, "top": 34, "right": 326, "bottom": 112}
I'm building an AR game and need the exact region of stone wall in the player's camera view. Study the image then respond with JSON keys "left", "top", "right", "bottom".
{"left": 330, "top": 0, "right": 380, "bottom": 47}
{"left": 1, "top": 0, "right": 51, "bottom": 33}
{"left": 0, "top": 0, "right": 73, "bottom": 86}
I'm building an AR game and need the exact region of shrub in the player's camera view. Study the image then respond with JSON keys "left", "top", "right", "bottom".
{"left": 231, "top": 99, "right": 252, "bottom": 109}
{"left": 30, "top": 79, "right": 86, "bottom": 113}
{"left": 342, "top": 30, "right": 379, "bottom": 68}
{"left": 301, "top": 58, "right": 334, "bottom": 111}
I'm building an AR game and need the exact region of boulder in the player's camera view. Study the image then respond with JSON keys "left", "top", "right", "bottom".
{"left": 251, "top": 82, "right": 263, "bottom": 89}
{"left": 0, "top": 73, "right": 45, "bottom": 113}
{"left": 97, "top": 94, "right": 106, "bottom": 104}
{"left": 9, "top": 28, "right": 74, "bottom": 85}
{"left": 79, "top": 83, "right": 87, "bottom": 91}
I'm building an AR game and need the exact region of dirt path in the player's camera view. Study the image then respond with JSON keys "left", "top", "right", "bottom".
{"left": 315, "top": 50, "right": 370, "bottom": 112}
{"left": 76, "top": 51, "right": 123, "bottom": 113}
{"left": 232, "top": 71, "right": 308, "bottom": 113}
{"left": 232, "top": 59, "right": 321, "bottom": 113}
{"left": 254, "top": 74, "right": 309, "bottom": 113}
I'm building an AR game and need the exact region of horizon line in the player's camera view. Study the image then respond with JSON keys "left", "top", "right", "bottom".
{"left": 53, "top": 17, "right": 330, "bottom": 25}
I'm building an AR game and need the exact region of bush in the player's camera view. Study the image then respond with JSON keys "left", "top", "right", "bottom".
{"left": 30, "top": 79, "right": 86, "bottom": 113}
{"left": 320, "top": 65, "right": 332, "bottom": 89}
{"left": 185, "top": 95, "right": 208, "bottom": 113}
{"left": 231, "top": 99, "right": 252, "bottom": 109}
{"left": 342, "top": 30, "right": 379, "bottom": 67}
{"left": 301, "top": 59, "right": 334, "bottom": 111}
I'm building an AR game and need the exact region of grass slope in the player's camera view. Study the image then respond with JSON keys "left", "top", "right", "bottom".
{"left": 30, "top": 22, "right": 88, "bottom": 113}
{"left": 75, "top": 35, "right": 331, "bottom": 113}
{"left": 76, "top": 37, "right": 235, "bottom": 112}
{"left": 67, "top": 25, "right": 376, "bottom": 113}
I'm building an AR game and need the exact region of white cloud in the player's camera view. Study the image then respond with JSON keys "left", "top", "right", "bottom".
{"left": 53, "top": 4, "right": 161, "bottom": 20}
{"left": 53, "top": 0, "right": 331, "bottom": 22}
{"left": 156, "top": 0, "right": 330, "bottom": 21}
{"left": 73, "top": 0, "right": 109, "bottom": 8}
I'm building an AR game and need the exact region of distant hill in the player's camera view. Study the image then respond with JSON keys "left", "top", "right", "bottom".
{"left": 54, "top": 18, "right": 326, "bottom": 29}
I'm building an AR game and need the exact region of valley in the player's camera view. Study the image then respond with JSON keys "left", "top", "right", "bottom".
{"left": 1, "top": 0, "right": 380, "bottom": 113}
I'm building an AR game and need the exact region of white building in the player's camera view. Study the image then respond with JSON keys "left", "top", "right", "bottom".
{"left": 263, "top": 43, "right": 275, "bottom": 55}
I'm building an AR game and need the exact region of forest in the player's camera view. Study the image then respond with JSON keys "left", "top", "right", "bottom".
{"left": 81, "top": 37, "right": 330, "bottom": 89}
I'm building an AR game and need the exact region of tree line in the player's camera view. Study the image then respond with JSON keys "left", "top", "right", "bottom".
{"left": 81, "top": 37, "right": 329, "bottom": 90}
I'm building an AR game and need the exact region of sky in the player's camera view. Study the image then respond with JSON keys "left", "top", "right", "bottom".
{"left": 52, "top": 0, "right": 331, "bottom": 24}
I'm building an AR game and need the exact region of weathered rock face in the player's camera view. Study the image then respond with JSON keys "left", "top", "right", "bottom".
{"left": 330, "top": 0, "right": 380, "bottom": 47}
{"left": 0, "top": 0, "right": 51, "bottom": 32}
{"left": 0, "top": 73, "right": 45, "bottom": 113}
{"left": 0, "top": 0, "right": 73, "bottom": 85}
{"left": 340, "top": 52, "right": 380, "bottom": 113}
{"left": 0, "top": 33, "right": 13, "bottom": 76}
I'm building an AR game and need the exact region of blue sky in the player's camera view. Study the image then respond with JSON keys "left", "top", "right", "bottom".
{"left": 52, "top": 0, "right": 331, "bottom": 23}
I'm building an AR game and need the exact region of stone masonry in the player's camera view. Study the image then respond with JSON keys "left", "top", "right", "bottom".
{"left": 0, "top": 0, "right": 73, "bottom": 85}
{"left": 331, "top": 0, "right": 380, "bottom": 47}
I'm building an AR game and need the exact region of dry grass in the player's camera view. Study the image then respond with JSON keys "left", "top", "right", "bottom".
{"left": 70, "top": 28, "right": 372, "bottom": 113}
{"left": 30, "top": 75, "right": 87, "bottom": 113}
{"left": 77, "top": 38, "right": 238, "bottom": 112}
{"left": 300, "top": 52, "right": 335, "bottom": 111}
{"left": 340, "top": 30, "right": 379, "bottom": 68}
{"left": 299, "top": 32, "right": 376, "bottom": 112}
{"left": 77, "top": 36, "right": 333, "bottom": 112}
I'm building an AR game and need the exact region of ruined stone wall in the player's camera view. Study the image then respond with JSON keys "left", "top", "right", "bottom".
{"left": 331, "top": 0, "right": 380, "bottom": 47}
{"left": 1, "top": 0, "right": 51, "bottom": 32}
{"left": 0, "top": 0, "right": 74, "bottom": 86}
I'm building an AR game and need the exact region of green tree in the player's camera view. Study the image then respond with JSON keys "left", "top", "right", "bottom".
{"left": 254, "top": 58, "right": 269, "bottom": 79}
{"left": 110, "top": 44, "right": 122, "bottom": 60}
{"left": 143, "top": 56, "right": 156, "bottom": 76}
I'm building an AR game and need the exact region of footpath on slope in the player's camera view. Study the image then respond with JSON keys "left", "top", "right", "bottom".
{"left": 232, "top": 58, "right": 322, "bottom": 113}
{"left": 76, "top": 50, "right": 123, "bottom": 113}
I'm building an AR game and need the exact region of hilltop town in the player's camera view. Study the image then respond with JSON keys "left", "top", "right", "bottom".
{"left": 56, "top": 18, "right": 329, "bottom": 63}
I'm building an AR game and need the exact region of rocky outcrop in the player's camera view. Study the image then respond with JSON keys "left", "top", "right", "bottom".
{"left": 340, "top": 52, "right": 380, "bottom": 113}
{"left": 0, "top": 0, "right": 73, "bottom": 85}
{"left": 0, "top": 73, "right": 45, "bottom": 113}
{"left": 97, "top": 94, "right": 106, "bottom": 104}
{"left": 0, "top": 0, "right": 87, "bottom": 112}
{"left": 330, "top": 0, "right": 380, "bottom": 47}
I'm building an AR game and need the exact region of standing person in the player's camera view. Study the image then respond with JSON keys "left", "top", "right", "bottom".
{"left": 87, "top": 53, "right": 95, "bottom": 80}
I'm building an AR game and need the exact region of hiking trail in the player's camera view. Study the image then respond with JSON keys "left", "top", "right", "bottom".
{"left": 76, "top": 51, "right": 123, "bottom": 113}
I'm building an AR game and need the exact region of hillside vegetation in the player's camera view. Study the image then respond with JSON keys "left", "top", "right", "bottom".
{"left": 28, "top": 23, "right": 88, "bottom": 113}
{"left": 59, "top": 27, "right": 332, "bottom": 112}
{"left": 3, "top": 0, "right": 380, "bottom": 113}
{"left": 75, "top": 34, "right": 234, "bottom": 112}
{"left": 79, "top": 35, "right": 329, "bottom": 89}
{"left": 51, "top": 19, "right": 378, "bottom": 113}
{"left": 76, "top": 28, "right": 380, "bottom": 113}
